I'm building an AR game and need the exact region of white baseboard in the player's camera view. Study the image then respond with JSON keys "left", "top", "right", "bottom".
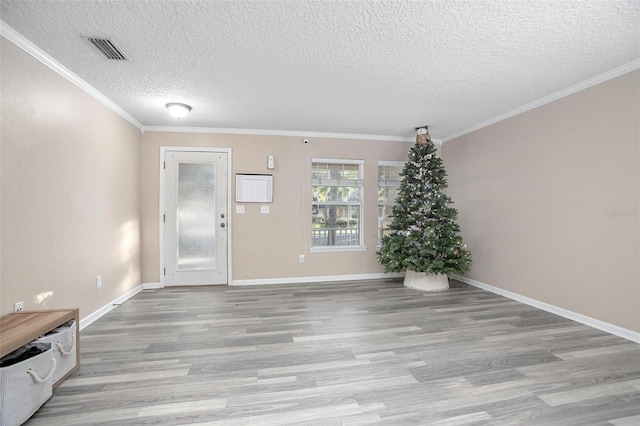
{"left": 79, "top": 284, "right": 144, "bottom": 330}
{"left": 231, "top": 272, "right": 404, "bottom": 286}
{"left": 451, "top": 274, "right": 640, "bottom": 344}
{"left": 142, "top": 282, "right": 162, "bottom": 289}
{"left": 84, "top": 275, "right": 639, "bottom": 343}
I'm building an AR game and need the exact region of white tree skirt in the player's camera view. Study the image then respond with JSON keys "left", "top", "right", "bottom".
{"left": 403, "top": 269, "right": 449, "bottom": 291}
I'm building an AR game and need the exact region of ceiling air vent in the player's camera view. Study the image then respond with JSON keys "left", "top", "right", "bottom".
{"left": 82, "top": 36, "right": 127, "bottom": 60}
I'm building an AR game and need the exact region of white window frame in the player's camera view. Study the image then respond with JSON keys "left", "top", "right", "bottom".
{"left": 377, "top": 160, "right": 405, "bottom": 247}
{"left": 310, "top": 158, "right": 366, "bottom": 252}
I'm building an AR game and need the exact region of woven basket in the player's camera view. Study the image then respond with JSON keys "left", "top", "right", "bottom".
{"left": 37, "top": 320, "right": 76, "bottom": 384}
{"left": 403, "top": 269, "right": 449, "bottom": 292}
{"left": 0, "top": 343, "right": 55, "bottom": 426}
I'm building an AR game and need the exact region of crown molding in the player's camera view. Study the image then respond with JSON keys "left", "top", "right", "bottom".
{"left": 142, "top": 125, "right": 414, "bottom": 142}
{"left": 1, "top": 21, "right": 144, "bottom": 131}
{"left": 442, "top": 58, "right": 640, "bottom": 143}
{"left": 10, "top": 16, "right": 632, "bottom": 145}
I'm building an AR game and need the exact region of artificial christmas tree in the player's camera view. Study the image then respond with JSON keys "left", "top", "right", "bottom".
{"left": 377, "top": 126, "right": 471, "bottom": 291}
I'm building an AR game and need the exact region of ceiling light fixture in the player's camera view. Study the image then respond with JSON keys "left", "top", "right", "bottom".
{"left": 165, "top": 103, "right": 192, "bottom": 119}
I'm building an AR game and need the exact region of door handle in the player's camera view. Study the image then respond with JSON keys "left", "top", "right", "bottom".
{"left": 220, "top": 223, "right": 226, "bottom": 228}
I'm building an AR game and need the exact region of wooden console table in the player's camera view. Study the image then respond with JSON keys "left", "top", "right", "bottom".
{"left": 0, "top": 309, "right": 80, "bottom": 387}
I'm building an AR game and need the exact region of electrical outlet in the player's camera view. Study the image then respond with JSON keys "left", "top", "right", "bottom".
{"left": 14, "top": 301, "right": 24, "bottom": 312}
{"left": 299, "top": 255, "right": 305, "bottom": 263}
{"left": 261, "top": 205, "right": 269, "bottom": 214}
{"left": 96, "top": 276, "right": 102, "bottom": 289}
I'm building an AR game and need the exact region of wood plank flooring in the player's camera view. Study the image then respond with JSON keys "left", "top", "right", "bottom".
{"left": 26, "top": 279, "right": 640, "bottom": 425}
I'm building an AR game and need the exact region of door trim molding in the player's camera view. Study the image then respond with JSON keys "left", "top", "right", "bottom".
{"left": 159, "top": 146, "right": 233, "bottom": 287}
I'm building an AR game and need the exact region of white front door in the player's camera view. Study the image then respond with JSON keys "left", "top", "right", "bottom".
{"left": 163, "top": 151, "right": 228, "bottom": 286}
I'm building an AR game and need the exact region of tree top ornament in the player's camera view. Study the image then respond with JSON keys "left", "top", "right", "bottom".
{"left": 414, "top": 125, "right": 431, "bottom": 145}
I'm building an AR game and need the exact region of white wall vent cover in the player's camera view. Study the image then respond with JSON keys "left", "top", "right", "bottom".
{"left": 82, "top": 36, "right": 127, "bottom": 60}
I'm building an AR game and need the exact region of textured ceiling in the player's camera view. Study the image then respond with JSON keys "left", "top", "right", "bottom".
{"left": 1, "top": 0, "right": 639, "bottom": 139}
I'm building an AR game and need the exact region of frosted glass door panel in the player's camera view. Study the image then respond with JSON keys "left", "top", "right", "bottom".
{"left": 177, "top": 162, "right": 216, "bottom": 270}
{"left": 164, "top": 150, "right": 228, "bottom": 286}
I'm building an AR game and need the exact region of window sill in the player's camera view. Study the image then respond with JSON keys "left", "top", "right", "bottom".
{"left": 309, "top": 246, "right": 368, "bottom": 253}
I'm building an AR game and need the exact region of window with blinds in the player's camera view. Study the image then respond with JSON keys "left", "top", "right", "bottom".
{"left": 311, "top": 159, "right": 364, "bottom": 249}
{"left": 378, "top": 161, "right": 405, "bottom": 246}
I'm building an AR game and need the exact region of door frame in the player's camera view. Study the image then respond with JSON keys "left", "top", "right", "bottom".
{"left": 159, "top": 146, "right": 232, "bottom": 288}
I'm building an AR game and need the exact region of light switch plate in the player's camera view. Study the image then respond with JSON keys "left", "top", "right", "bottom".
{"left": 261, "top": 205, "right": 269, "bottom": 214}
{"left": 236, "top": 205, "right": 245, "bottom": 214}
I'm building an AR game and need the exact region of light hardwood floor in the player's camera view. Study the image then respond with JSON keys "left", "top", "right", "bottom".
{"left": 26, "top": 279, "right": 640, "bottom": 425}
